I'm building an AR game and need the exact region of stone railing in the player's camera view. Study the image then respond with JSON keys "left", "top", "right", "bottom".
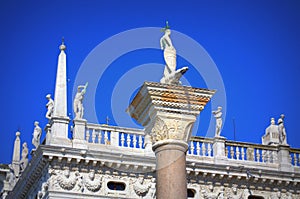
{"left": 225, "top": 140, "right": 278, "bottom": 164}
{"left": 290, "top": 148, "right": 300, "bottom": 167}
{"left": 72, "top": 124, "right": 300, "bottom": 171}
{"left": 188, "top": 137, "right": 214, "bottom": 157}
{"left": 85, "top": 123, "right": 145, "bottom": 149}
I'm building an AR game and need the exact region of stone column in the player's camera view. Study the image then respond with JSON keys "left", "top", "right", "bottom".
{"left": 72, "top": 119, "right": 88, "bottom": 149}
{"left": 128, "top": 82, "right": 215, "bottom": 199}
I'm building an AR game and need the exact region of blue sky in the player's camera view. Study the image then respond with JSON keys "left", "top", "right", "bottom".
{"left": 0, "top": 0, "right": 300, "bottom": 164}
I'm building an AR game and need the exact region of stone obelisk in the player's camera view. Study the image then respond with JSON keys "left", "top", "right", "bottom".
{"left": 49, "top": 40, "right": 71, "bottom": 146}
{"left": 128, "top": 23, "right": 215, "bottom": 199}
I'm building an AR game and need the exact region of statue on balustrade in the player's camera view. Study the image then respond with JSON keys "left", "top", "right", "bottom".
{"left": 212, "top": 106, "right": 223, "bottom": 137}
{"left": 73, "top": 82, "right": 88, "bottom": 119}
{"left": 160, "top": 21, "right": 188, "bottom": 85}
{"left": 19, "top": 142, "right": 28, "bottom": 172}
{"left": 45, "top": 94, "right": 54, "bottom": 119}
{"left": 278, "top": 114, "right": 287, "bottom": 145}
{"left": 32, "top": 121, "right": 42, "bottom": 149}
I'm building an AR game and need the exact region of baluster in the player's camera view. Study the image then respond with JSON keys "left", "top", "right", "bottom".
{"left": 272, "top": 151, "right": 278, "bottom": 163}
{"left": 92, "top": 129, "right": 96, "bottom": 143}
{"left": 138, "top": 135, "right": 143, "bottom": 149}
{"left": 236, "top": 146, "right": 240, "bottom": 160}
{"left": 104, "top": 131, "right": 108, "bottom": 145}
{"left": 126, "top": 134, "right": 131, "bottom": 147}
{"left": 241, "top": 147, "right": 245, "bottom": 160}
{"left": 270, "top": 150, "right": 274, "bottom": 163}
{"left": 133, "top": 134, "right": 137, "bottom": 148}
{"left": 266, "top": 151, "right": 270, "bottom": 163}
{"left": 121, "top": 133, "right": 125, "bottom": 147}
{"left": 98, "top": 130, "right": 102, "bottom": 144}
{"left": 230, "top": 146, "right": 234, "bottom": 159}
{"left": 298, "top": 153, "right": 300, "bottom": 166}
{"left": 190, "top": 141, "right": 194, "bottom": 155}
{"left": 86, "top": 129, "right": 90, "bottom": 142}
{"left": 196, "top": 142, "right": 200, "bottom": 156}
{"left": 262, "top": 150, "right": 266, "bottom": 162}
{"left": 202, "top": 143, "right": 206, "bottom": 156}
{"left": 256, "top": 149, "right": 260, "bottom": 162}
{"left": 225, "top": 146, "right": 228, "bottom": 158}
{"left": 294, "top": 153, "right": 297, "bottom": 166}
{"left": 207, "top": 143, "right": 212, "bottom": 157}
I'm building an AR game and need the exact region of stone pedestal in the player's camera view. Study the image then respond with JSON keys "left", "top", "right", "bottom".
{"left": 278, "top": 144, "right": 293, "bottom": 172}
{"left": 72, "top": 119, "right": 88, "bottom": 149}
{"left": 49, "top": 116, "right": 71, "bottom": 147}
{"left": 213, "top": 136, "right": 227, "bottom": 164}
{"left": 128, "top": 82, "right": 215, "bottom": 199}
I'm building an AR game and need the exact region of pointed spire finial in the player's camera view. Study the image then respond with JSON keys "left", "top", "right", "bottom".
{"left": 59, "top": 37, "right": 66, "bottom": 51}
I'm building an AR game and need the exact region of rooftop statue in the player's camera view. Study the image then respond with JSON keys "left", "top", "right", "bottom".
{"left": 212, "top": 106, "right": 223, "bottom": 137}
{"left": 73, "top": 82, "right": 88, "bottom": 119}
{"left": 20, "top": 142, "right": 28, "bottom": 172}
{"left": 278, "top": 114, "right": 287, "bottom": 145}
{"left": 45, "top": 94, "right": 54, "bottom": 119}
{"left": 32, "top": 121, "right": 42, "bottom": 149}
{"left": 160, "top": 22, "right": 188, "bottom": 85}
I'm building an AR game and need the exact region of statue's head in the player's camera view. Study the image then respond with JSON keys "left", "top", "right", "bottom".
{"left": 161, "top": 21, "right": 171, "bottom": 35}
{"left": 138, "top": 177, "right": 144, "bottom": 184}
{"left": 46, "top": 94, "right": 51, "bottom": 99}
{"left": 34, "top": 121, "right": 39, "bottom": 126}
{"left": 63, "top": 169, "right": 70, "bottom": 178}
{"left": 270, "top": 117, "right": 275, "bottom": 125}
{"left": 23, "top": 142, "right": 27, "bottom": 148}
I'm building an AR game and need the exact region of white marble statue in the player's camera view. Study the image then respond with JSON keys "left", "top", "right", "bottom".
{"left": 160, "top": 22, "right": 188, "bottom": 85}
{"left": 73, "top": 82, "right": 88, "bottom": 119}
{"left": 20, "top": 142, "right": 28, "bottom": 172}
{"left": 212, "top": 106, "right": 223, "bottom": 137}
{"left": 32, "top": 121, "right": 42, "bottom": 149}
{"left": 45, "top": 94, "right": 54, "bottom": 119}
{"left": 278, "top": 114, "right": 287, "bottom": 145}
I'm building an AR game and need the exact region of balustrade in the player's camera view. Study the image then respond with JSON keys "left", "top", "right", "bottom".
{"left": 85, "top": 124, "right": 145, "bottom": 149}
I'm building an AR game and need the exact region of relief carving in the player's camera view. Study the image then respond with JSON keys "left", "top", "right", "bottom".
{"left": 150, "top": 117, "right": 184, "bottom": 142}
{"left": 133, "top": 177, "right": 151, "bottom": 198}
{"left": 83, "top": 170, "right": 102, "bottom": 192}
{"left": 49, "top": 168, "right": 77, "bottom": 191}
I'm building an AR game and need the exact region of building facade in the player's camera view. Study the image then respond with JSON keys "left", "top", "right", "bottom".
{"left": 0, "top": 37, "right": 300, "bottom": 198}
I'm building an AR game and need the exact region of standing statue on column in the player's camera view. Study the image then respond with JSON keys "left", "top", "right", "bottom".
{"left": 45, "top": 94, "right": 54, "bottom": 119}
{"left": 278, "top": 114, "right": 287, "bottom": 145}
{"left": 73, "top": 82, "right": 88, "bottom": 119}
{"left": 212, "top": 106, "right": 223, "bottom": 137}
{"left": 32, "top": 121, "right": 42, "bottom": 149}
{"left": 160, "top": 21, "right": 188, "bottom": 85}
{"left": 20, "top": 142, "right": 28, "bottom": 172}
